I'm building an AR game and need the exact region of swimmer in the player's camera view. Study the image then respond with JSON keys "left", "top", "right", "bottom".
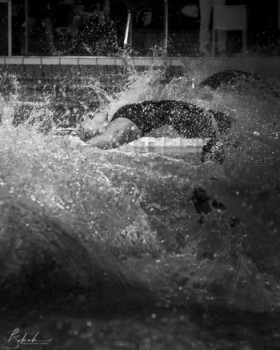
{"left": 199, "top": 70, "right": 253, "bottom": 89}
{"left": 199, "top": 70, "right": 279, "bottom": 99}
{"left": 78, "top": 100, "right": 232, "bottom": 163}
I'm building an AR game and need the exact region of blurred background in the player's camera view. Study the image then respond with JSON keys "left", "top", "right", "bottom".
{"left": 0, "top": 0, "right": 279, "bottom": 56}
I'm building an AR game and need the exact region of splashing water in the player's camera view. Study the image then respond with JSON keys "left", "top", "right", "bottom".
{"left": 1, "top": 66, "right": 280, "bottom": 349}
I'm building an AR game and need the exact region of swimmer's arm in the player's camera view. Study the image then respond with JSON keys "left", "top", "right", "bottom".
{"left": 86, "top": 118, "right": 142, "bottom": 150}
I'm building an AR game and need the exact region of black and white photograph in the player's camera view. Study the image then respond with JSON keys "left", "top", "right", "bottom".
{"left": 0, "top": 0, "right": 280, "bottom": 349}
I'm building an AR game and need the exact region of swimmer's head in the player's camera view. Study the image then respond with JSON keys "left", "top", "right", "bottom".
{"left": 80, "top": 111, "right": 109, "bottom": 137}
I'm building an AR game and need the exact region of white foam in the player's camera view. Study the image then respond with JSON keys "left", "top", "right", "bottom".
{"left": 117, "top": 137, "right": 209, "bottom": 155}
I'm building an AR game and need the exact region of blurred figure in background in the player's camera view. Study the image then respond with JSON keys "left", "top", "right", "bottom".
{"left": 12, "top": 2, "right": 25, "bottom": 55}
{"left": 199, "top": 0, "right": 226, "bottom": 55}
{"left": 107, "top": 0, "right": 128, "bottom": 45}
{"left": 24, "top": 0, "right": 57, "bottom": 54}
{"left": 70, "top": 0, "right": 105, "bottom": 52}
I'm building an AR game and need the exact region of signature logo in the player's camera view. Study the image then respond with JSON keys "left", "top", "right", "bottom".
{"left": 1, "top": 328, "right": 52, "bottom": 349}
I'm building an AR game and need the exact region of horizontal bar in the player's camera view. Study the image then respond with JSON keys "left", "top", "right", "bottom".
{"left": 0, "top": 56, "right": 279, "bottom": 79}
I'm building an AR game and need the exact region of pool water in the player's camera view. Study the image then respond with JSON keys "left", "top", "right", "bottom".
{"left": 0, "top": 66, "right": 280, "bottom": 350}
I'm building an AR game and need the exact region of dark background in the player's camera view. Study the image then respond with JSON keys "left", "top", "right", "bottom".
{"left": 1, "top": 0, "right": 279, "bottom": 55}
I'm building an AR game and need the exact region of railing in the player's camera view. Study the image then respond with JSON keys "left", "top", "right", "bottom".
{"left": 24, "top": 0, "right": 29, "bottom": 55}
{"left": 0, "top": 0, "right": 12, "bottom": 56}
{"left": 124, "top": 10, "right": 132, "bottom": 48}
{"left": 164, "top": 0, "right": 169, "bottom": 55}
